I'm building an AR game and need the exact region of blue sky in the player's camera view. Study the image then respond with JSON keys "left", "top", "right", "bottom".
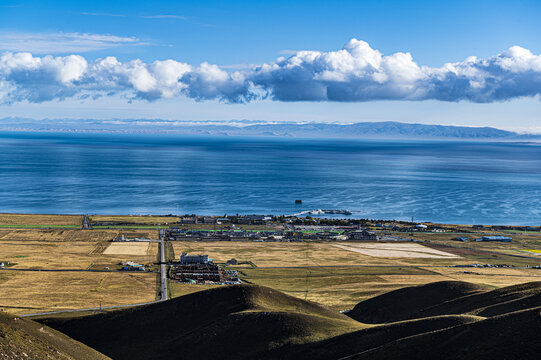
{"left": 1, "top": 0, "right": 541, "bottom": 131}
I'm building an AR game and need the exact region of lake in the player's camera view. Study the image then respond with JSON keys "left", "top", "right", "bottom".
{"left": 1, "top": 131, "right": 540, "bottom": 225}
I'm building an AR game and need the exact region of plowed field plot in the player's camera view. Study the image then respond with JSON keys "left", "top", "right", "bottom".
{"left": 103, "top": 242, "right": 150, "bottom": 256}
{"left": 333, "top": 243, "right": 460, "bottom": 258}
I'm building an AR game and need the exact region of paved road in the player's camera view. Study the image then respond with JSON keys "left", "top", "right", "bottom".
{"left": 82, "top": 215, "right": 91, "bottom": 229}
{"left": 159, "top": 229, "right": 168, "bottom": 301}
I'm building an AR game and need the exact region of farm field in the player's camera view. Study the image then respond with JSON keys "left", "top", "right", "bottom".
{"left": 91, "top": 215, "right": 180, "bottom": 224}
{"left": 1, "top": 216, "right": 540, "bottom": 316}
{"left": 0, "top": 228, "right": 158, "bottom": 242}
{"left": 172, "top": 241, "right": 410, "bottom": 267}
{"left": 169, "top": 240, "right": 541, "bottom": 310}
{"left": 0, "top": 213, "right": 82, "bottom": 227}
{"left": 0, "top": 224, "right": 163, "bottom": 315}
{"left": 103, "top": 242, "right": 152, "bottom": 256}
{"left": 0, "top": 271, "right": 156, "bottom": 315}
{"left": 332, "top": 242, "right": 460, "bottom": 258}
{"left": 0, "top": 240, "right": 158, "bottom": 270}
{"left": 170, "top": 241, "right": 539, "bottom": 268}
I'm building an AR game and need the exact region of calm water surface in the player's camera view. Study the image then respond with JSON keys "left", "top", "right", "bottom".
{"left": 1, "top": 131, "right": 540, "bottom": 225}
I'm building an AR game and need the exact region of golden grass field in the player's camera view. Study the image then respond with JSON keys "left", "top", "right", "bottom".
{"left": 103, "top": 242, "right": 151, "bottom": 256}
{"left": 332, "top": 242, "right": 460, "bottom": 258}
{"left": 0, "top": 233, "right": 160, "bottom": 314}
{"left": 0, "top": 213, "right": 82, "bottom": 226}
{"left": 90, "top": 215, "right": 180, "bottom": 224}
{"left": 170, "top": 240, "right": 541, "bottom": 309}
{"left": 0, "top": 239, "right": 158, "bottom": 270}
{"left": 0, "top": 271, "right": 156, "bottom": 315}
{"left": 0, "top": 228, "right": 158, "bottom": 242}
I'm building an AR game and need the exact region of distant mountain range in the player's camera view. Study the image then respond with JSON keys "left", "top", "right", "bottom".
{"left": 1, "top": 117, "right": 539, "bottom": 140}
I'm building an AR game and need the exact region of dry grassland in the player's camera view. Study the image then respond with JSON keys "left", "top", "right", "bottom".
{"left": 103, "top": 242, "right": 151, "bottom": 256}
{"left": 420, "top": 266, "right": 541, "bottom": 289}
{"left": 0, "top": 213, "right": 82, "bottom": 226}
{"left": 91, "top": 215, "right": 180, "bottom": 224}
{"left": 332, "top": 243, "right": 460, "bottom": 258}
{"left": 172, "top": 241, "right": 412, "bottom": 267}
{"left": 171, "top": 241, "right": 472, "bottom": 267}
{"left": 0, "top": 271, "right": 157, "bottom": 315}
{"left": 0, "top": 240, "right": 158, "bottom": 269}
{"left": 521, "top": 249, "right": 541, "bottom": 256}
{"left": 0, "top": 229, "right": 158, "bottom": 242}
{"left": 169, "top": 240, "right": 541, "bottom": 310}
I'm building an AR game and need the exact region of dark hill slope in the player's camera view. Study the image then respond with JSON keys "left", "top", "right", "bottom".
{"left": 415, "top": 281, "right": 541, "bottom": 318}
{"left": 347, "top": 306, "right": 541, "bottom": 360}
{"left": 0, "top": 312, "right": 109, "bottom": 360}
{"left": 40, "top": 284, "right": 363, "bottom": 360}
{"left": 348, "top": 281, "right": 486, "bottom": 323}
{"left": 265, "top": 314, "right": 483, "bottom": 360}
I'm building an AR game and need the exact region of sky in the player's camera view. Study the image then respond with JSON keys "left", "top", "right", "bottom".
{"left": 1, "top": 0, "right": 541, "bottom": 132}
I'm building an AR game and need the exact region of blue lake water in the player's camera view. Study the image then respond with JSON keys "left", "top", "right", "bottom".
{"left": 0, "top": 131, "right": 540, "bottom": 225}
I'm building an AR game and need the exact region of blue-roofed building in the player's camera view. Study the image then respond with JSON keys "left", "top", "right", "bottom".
{"left": 475, "top": 236, "right": 512, "bottom": 242}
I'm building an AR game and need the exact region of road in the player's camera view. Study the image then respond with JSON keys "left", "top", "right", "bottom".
{"left": 82, "top": 215, "right": 91, "bottom": 229}
{"left": 159, "top": 229, "right": 168, "bottom": 301}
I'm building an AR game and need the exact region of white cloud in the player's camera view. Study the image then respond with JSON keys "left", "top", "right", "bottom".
{"left": 80, "top": 12, "right": 125, "bottom": 17}
{"left": 140, "top": 15, "right": 188, "bottom": 20}
{"left": 1, "top": 39, "right": 541, "bottom": 105}
{"left": 0, "top": 32, "right": 145, "bottom": 54}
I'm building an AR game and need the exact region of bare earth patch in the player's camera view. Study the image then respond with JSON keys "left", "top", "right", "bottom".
{"left": 332, "top": 243, "right": 460, "bottom": 258}
{"left": 103, "top": 242, "right": 150, "bottom": 256}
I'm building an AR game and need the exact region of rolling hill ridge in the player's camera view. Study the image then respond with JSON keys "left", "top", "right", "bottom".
{"left": 33, "top": 281, "right": 541, "bottom": 360}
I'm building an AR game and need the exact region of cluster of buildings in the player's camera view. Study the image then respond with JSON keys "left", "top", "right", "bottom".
{"left": 169, "top": 253, "right": 240, "bottom": 285}
{"left": 453, "top": 263, "right": 515, "bottom": 268}
{"left": 176, "top": 215, "right": 272, "bottom": 225}
{"left": 453, "top": 235, "right": 513, "bottom": 242}
{"left": 113, "top": 234, "right": 150, "bottom": 242}
{"left": 164, "top": 228, "right": 378, "bottom": 242}
{"left": 119, "top": 261, "right": 146, "bottom": 271}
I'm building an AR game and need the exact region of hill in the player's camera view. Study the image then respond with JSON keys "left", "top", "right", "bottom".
{"left": 0, "top": 312, "right": 109, "bottom": 359}
{"left": 347, "top": 306, "right": 541, "bottom": 360}
{"left": 415, "top": 281, "right": 541, "bottom": 318}
{"left": 36, "top": 281, "right": 541, "bottom": 359}
{"left": 274, "top": 281, "right": 541, "bottom": 359}
{"left": 3, "top": 117, "right": 539, "bottom": 140}
{"left": 348, "top": 281, "right": 486, "bottom": 323}
{"left": 39, "top": 284, "right": 364, "bottom": 360}
{"left": 264, "top": 314, "right": 484, "bottom": 359}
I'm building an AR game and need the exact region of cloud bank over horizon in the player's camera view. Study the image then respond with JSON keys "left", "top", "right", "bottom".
{"left": 1, "top": 39, "right": 541, "bottom": 105}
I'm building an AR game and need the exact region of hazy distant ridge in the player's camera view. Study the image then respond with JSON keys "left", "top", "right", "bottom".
{"left": 0, "top": 117, "right": 535, "bottom": 139}
{"left": 240, "top": 122, "right": 517, "bottom": 138}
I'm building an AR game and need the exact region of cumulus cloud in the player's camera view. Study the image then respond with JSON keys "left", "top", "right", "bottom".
{"left": 1, "top": 38, "right": 541, "bottom": 105}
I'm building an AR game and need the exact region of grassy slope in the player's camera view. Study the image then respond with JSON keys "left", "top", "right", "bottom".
{"left": 348, "top": 306, "right": 541, "bottom": 360}
{"left": 265, "top": 314, "right": 484, "bottom": 360}
{"left": 0, "top": 312, "right": 109, "bottom": 360}
{"left": 416, "top": 281, "right": 541, "bottom": 318}
{"left": 40, "top": 284, "right": 364, "bottom": 360}
{"left": 37, "top": 281, "right": 541, "bottom": 359}
{"left": 348, "top": 281, "right": 487, "bottom": 323}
